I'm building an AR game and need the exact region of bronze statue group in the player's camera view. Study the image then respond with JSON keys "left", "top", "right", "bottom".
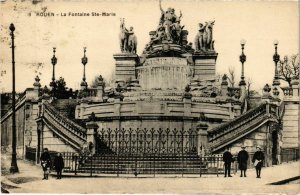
{"left": 223, "top": 145, "right": 265, "bottom": 178}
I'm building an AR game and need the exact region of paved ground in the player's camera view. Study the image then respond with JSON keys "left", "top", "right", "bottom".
{"left": 1, "top": 153, "right": 299, "bottom": 194}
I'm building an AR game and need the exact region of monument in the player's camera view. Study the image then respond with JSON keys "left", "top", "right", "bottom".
{"left": 1, "top": 0, "right": 298, "bottom": 177}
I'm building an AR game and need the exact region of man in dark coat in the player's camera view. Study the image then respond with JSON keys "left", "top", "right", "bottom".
{"left": 40, "top": 148, "right": 51, "bottom": 180}
{"left": 237, "top": 145, "right": 249, "bottom": 177}
{"left": 252, "top": 146, "right": 265, "bottom": 178}
{"left": 223, "top": 147, "right": 233, "bottom": 177}
{"left": 54, "top": 153, "right": 64, "bottom": 179}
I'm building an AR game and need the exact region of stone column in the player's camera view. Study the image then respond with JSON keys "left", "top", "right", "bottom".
{"left": 197, "top": 123, "right": 208, "bottom": 155}
{"left": 36, "top": 119, "right": 43, "bottom": 164}
{"left": 239, "top": 82, "right": 247, "bottom": 103}
{"left": 233, "top": 103, "right": 241, "bottom": 116}
{"left": 291, "top": 79, "right": 299, "bottom": 97}
{"left": 113, "top": 95, "right": 121, "bottom": 130}
{"left": 221, "top": 76, "right": 229, "bottom": 97}
{"left": 113, "top": 53, "right": 139, "bottom": 86}
{"left": 78, "top": 99, "right": 88, "bottom": 119}
{"left": 192, "top": 52, "right": 218, "bottom": 80}
{"left": 33, "top": 76, "right": 41, "bottom": 100}
{"left": 183, "top": 92, "right": 192, "bottom": 130}
{"left": 96, "top": 76, "right": 104, "bottom": 102}
{"left": 86, "top": 122, "right": 99, "bottom": 155}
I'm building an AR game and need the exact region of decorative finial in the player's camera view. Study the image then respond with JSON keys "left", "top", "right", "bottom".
{"left": 9, "top": 23, "right": 15, "bottom": 32}
{"left": 33, "top": 75, "right": 41, "bottom": 88}
{"left": 263, "top": 84, "right": 271, "bottom": 93}
{"left": 35, "top": 75, "right": 40, "bottom": 82}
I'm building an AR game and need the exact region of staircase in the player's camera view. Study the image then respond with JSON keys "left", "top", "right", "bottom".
{"left": 41, "top": 101, "right": 87, "bottom": 151}
{"left": 76, "top": 153, "right": 211, "bottom": 175}
{"left": 208, "top": 103, "right": 279, "bottom": 153}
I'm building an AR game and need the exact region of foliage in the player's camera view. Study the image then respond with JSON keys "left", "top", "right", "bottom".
{"left": 278, "top": 54, "right": 299, "bottom": 86}
{"left": 51, "top": 77, "right": 77, "bottom": 99}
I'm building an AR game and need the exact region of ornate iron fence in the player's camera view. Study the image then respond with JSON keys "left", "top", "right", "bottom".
{"left": 96, "top": 128, "right": 198, "bottom": 155}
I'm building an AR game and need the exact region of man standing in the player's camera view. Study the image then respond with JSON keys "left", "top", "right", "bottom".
{"left": 54, "top": 153, "right": 64, "bottom": 179}
{"left": 223, "top": 148, "right": 233, "bottom": 177}
{"left": 252, "top": 146, "right": 265, "bottom": 178}
{"left": 40, "top": 148, "right": 51, "bottom": 180}
{"left": 237, "top": 145, "right": 249, "bottom": 177}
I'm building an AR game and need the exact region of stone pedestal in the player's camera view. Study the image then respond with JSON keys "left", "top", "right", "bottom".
{"left": 113, "top": 53, "right": 139, "bottom": 85}
{"left": 192, "top": 52, "right": 218, "bottom": 80}
{"left": 197, "top": 123, "right": 208, "bottom": 155}
{"left": 33, "top": 76, "right": 41, "bottom": 100}
{"left": 78, "top": 100, "right": 88, "bottom": 119}
{"left": 96, "top": 79, "right": 104, "bottom": 102}
{"left": 86, "top": 122, "right": 99, "bottom": 155}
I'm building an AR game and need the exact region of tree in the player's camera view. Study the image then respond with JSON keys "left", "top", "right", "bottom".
{"left": 227, "top": 66, "right": 236, "bottom": 87}
{"left": 55, "top": 77, "right": 73, "bottom": 99}
{"left": 278, "top": 54, "right": 299, "bottom": 87}
{"left": 246, "top": 77, "right": 253, "bottom": 96}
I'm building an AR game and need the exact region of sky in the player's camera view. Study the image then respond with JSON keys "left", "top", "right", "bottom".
{"left": 0, "top": 0, "right": 299, "bottom": 93}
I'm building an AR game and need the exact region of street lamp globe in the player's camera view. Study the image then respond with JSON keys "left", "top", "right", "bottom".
{"left": 240, "top": 39, "right": 246, "bottom": 46}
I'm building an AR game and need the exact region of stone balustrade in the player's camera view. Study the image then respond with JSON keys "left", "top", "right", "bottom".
{"left": 43, "top": 102, "right": 86, "bottom": 143}
{"left": 85, "top": 88, "right": 98, "bottom": 97}
{"left": 208, "top": 102, "right": 279, "bottom": 152}
{"left": 282, "top": 87, "right": 293, "bottom": 96}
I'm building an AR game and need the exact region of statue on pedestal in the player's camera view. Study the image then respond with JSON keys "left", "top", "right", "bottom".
{"left": 195, "top": 21, "right": 215, "bottom": 52}
{"left": 119, "top": 18, "right": 137, "bottom": 54}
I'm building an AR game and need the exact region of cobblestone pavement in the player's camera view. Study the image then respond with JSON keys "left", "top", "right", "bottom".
{"left": 1, "top": 154, "right": 299, "bottom": 194}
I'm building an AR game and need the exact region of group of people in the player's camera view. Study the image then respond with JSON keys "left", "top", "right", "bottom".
{"left": 223, "top": 145, "right": 265, "bottom": 178}
{"left": 40, "top": 148, "right": 65, "bottom": 180}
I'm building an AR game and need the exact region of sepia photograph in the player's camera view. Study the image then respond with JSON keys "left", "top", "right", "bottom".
{"left": 0, "top": 0, "right": 299, "bottom": 194}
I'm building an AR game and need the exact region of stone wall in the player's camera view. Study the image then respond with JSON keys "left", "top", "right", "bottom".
{"left": 221, "top": 124, "right": 274, "bottom": 167}
{"left": 41, "top": 124, "right": 77, "bottom": 153}
{"left": 281, "top": 100, "right": 299, "bottom": 148}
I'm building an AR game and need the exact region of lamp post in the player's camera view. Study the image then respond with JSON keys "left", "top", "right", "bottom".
{"left": 9, "top": 23, "right": 19, "bottom": 173}
{"left": 50, "top": 47, "right": 57, "bottom": 96}
{"left": 273, "top": 40, "right": 280, "bottom": 86}
{"left": 239, "top": 39, "right": 246, "bottom": 86}
{"left": 80, "top": 47, "right": 88, "bottom": 90}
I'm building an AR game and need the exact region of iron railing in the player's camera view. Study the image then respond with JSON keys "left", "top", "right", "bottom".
{"left": 25, "top": 146, "right": 36, "bottom": 162}
{"left": 61, "top": 152, "right": 231, "bottom": 177}
{"left": 281, "top": 148, "right": 299, "bottom": 163}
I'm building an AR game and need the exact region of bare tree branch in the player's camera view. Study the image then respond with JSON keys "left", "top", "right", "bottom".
{"left": 228, "top": 66, "right": 235, "bottom": 87}
{"left": 278, "top": 53, "right": 299, "bottom": 86}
